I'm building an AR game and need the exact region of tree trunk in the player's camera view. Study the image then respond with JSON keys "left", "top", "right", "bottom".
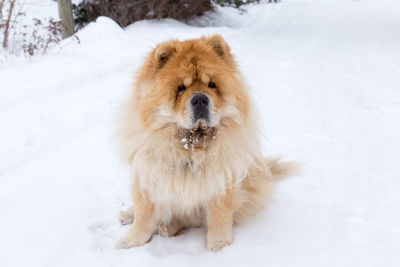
{"left": 57, "top": 0, "right": 74, "bottom": 39}
{"left": 2, "top": 0, "right": 16, "bottom": 49}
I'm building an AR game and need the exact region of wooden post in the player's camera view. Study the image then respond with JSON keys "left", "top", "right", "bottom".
{"left": 57, "top": 0, "right": 75, "bottom": 39}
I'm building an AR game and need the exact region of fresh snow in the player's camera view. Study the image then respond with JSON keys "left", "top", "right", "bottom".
{"left": 1, "top": 0, "right": 400, "bottom": 266}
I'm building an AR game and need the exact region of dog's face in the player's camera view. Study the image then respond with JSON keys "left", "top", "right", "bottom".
{"left": 135, "top": 35, "right": 250, "bottom": 148}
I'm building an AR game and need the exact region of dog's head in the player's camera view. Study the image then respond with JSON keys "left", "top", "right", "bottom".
{"left": 134, "top": 35, "right": 250, "bottom": 149}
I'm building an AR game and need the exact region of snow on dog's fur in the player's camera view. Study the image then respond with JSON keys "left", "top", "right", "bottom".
{"left": 116, "top": 35, "right": 297, "bottom": 251}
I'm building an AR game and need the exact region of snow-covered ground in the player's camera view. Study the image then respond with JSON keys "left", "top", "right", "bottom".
{"left": 1, "top": 0, "right": 400, "bottom": 266}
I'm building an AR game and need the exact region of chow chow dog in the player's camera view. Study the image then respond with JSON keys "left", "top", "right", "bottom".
{"left": 116, "top": 35, "right": 297, "bottom": 251}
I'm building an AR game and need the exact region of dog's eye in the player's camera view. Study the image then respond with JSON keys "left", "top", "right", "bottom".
{"left": 208, "top": 82, "right": 216, "bottom": 89}
{"left": 178, "top": 84, "right": 186, "bottom": 92}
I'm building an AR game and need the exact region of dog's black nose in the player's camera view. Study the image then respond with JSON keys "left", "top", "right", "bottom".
{"left": 191, "top": 94, "right": 209, "bottom": 122}
{"left": 191, "top": 94, "right": 209, "bottom": 108}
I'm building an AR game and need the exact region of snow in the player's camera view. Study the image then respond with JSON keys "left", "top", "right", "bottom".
{"left": 1, "top": 0, "right": 400, "bottom": 266}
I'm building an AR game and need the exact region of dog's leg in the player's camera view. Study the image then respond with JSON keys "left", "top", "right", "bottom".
{"left": 206, "top": 189, "right": 235, "bottom": 251}
{"left": 116, "top": 181, "right": 157, "bottom": 249}
{"left": 119, "top": 206, "right": 135, "bottom": 225}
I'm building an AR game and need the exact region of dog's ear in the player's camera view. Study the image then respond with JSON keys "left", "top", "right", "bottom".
{"left": 207, "top": 34, "right": 231, "bottom": 59}
{"left": 152, "top": 41, "right": 176, "bottom": 69}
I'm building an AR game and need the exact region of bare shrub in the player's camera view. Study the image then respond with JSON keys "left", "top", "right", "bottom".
{"left": 1, "top": 0, "right": 79, "bottom": 59}
{"left": 73, "top": 0, "right": 213, "bottom": 29}
{"left": 21, "top": 18, "right": 63, "bottom": 56}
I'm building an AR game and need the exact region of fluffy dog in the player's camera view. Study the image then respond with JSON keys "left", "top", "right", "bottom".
{"left": 116, "top": 35, "right": 297, "bottom": 251}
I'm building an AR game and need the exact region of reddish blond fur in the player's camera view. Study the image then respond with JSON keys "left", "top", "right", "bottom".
{"left": 116, "top": 35, "right": 297, "bottom": 251}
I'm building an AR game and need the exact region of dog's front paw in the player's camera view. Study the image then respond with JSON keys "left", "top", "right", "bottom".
{"left": 207, "top": 239, "right": 232, "bottom": 252}
{"left": 115, "top": 235, "right": 146, "bottom": 249}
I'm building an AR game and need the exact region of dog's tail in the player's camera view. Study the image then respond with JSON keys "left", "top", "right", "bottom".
{"left": 264, "top": 157, "right": 300, "bottom": 181}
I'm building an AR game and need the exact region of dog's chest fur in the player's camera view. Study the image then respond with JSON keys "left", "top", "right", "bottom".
{"left": 133, "top": 145, "right": 228, "bottom": 213}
